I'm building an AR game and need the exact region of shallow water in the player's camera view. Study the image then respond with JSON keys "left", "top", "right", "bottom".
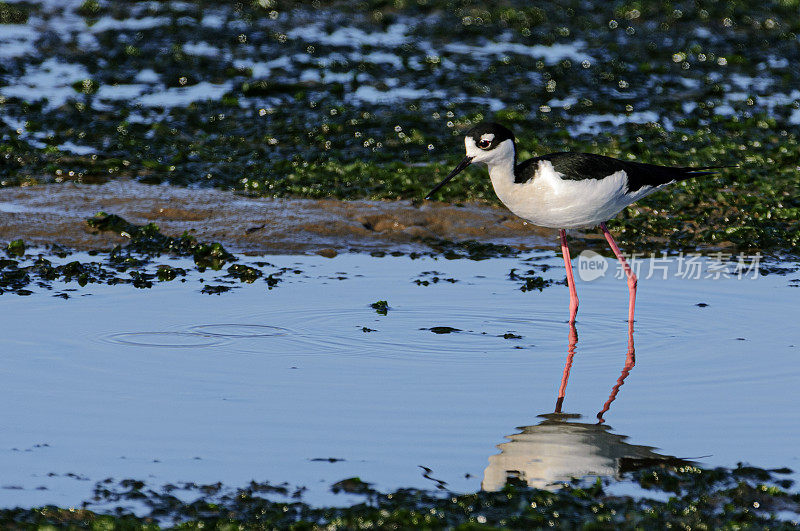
{"left": 1, "top": 251, "right": 798, "bottom": 508}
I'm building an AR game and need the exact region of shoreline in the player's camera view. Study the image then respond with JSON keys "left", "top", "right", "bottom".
{"left": 0, "top": 180, "right": 558, "bottom": 255}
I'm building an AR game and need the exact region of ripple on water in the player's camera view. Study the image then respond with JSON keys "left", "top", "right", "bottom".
{"left": 190, "top": 324, "right": 293, "bottom": 338}
{"left": 106, "top": 331, "right": 229, "bottom": 348}
{"left": 214, "top": 306, "right": 569, "bottom": 361}
{"left": 177, "top": 304, "right": 673, "bottom": 362}
{"left": 102, "top": 299, "right": 710, "bottom": 362}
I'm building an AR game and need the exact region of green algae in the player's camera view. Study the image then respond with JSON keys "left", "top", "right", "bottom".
{"left": 70, "top": 79, "right": 100, "bottom": 95}
{"left": 156, "top": 264, "right": 186, "bottom": 282}
{"left": 0, "top": 253, "right": 126, "bottom": 295}
{"left": 331, "top": 476, "right": 374, "bottom": 495}
{"left": 6, "top": 239, "right": 25, "bottom": 257}
{"left": 0, "top": 214, "right": 292, "bottom": 296}
{"left": 200, "top": 284, "right": 234, "bottom": 295}
{"left": 508, "top": 268, "right": 556, "bottom": 292}
{"left": 2, "top": 464, "right": 798, "bottom": 529}
{"left": 370, "top": 299, "right": 389, "bottom": 315}
{"left": 414, "top": 270, "right": 458, "bottom": 286}
{"left": 87, "top": 212, "right": 236, "bottom": 270}
{"left": 227, "top": 263, "right": 263, "bottom": 283}
{"left": 0, "top": 1, "right": 28, "bottom": 24}
{"left": 424, "top": 239, "right": 519, "bottom": 260}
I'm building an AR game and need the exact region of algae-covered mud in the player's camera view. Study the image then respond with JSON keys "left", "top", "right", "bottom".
{"left": 3, "top": 466, "right": 799, "bottom": 528}
{"left": 1, "top": 0, "right": 799, "bottom": 254}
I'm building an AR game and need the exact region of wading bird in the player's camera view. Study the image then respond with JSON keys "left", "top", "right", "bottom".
{"left": 426, "top": 122, "right": 722, "bottom": 324}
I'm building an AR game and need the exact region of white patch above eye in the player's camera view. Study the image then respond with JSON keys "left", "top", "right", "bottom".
{"left": 464, "top": 136, "right": 514, "bottom": 164}
{"left": 480, "top": 133, "right": 495, "bottom": 142}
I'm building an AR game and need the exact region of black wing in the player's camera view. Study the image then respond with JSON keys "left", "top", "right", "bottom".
{"left": 514, "top": 152, "right": 723, "bottom": 192}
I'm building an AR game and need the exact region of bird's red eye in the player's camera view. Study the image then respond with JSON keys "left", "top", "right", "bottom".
{"left": 477, "top": 139, "right": 491, "bottom": 148}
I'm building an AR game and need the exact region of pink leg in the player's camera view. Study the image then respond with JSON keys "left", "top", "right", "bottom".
{"left": 596, "top": 324, "right": 635, "bottom": 423}
{"left": 559, "top": 229, "right": 579, "bottom": 324}
{"left": 555, "top": 322, "right": 578, "bottom": 413}
{"left": 600, "top": 223, "right": 637, "bottom": 326}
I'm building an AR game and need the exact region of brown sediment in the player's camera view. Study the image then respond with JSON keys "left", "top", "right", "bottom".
{"left": 0, "top": 180, "right": 557, "bottom": 254}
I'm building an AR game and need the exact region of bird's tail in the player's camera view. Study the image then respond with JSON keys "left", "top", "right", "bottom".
{"left": 679, "top": 164, "right": 737, "bottom": 177}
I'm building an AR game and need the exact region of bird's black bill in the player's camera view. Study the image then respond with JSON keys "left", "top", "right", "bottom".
{"left": 424, "top": 156, "right": 473, "bottom": 200}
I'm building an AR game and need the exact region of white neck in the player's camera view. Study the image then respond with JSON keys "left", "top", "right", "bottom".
{"left": 488, "top": 158, "right": 518, "bottom": 202}
{"left": 463, "top": 137, "right": 520, "bottom": 203}
{"left": 478, "top": 140, "right": 518, "bottom": 204}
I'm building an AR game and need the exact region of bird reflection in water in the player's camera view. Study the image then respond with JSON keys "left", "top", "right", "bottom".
{"left": 483, "top": 322, "right": 686, "bottom": 492}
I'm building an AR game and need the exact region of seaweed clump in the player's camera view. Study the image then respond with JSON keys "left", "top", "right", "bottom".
{"left": 0, "top": 214, "right": 284, "bottom": 296}
{"left": 1, "top": 247, "right": 127, "bottom": 295}
{"left": 424, "top": 239, "right": 520, "bottom": 260}
{"left": 87, "top": 212, "right": 236, "bottom": 271}
{"left": 1, "top": 464, "right": 798, "bottom": 528}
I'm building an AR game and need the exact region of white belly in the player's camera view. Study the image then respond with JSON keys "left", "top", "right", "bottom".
{"left": 490, "top": 161, "right": 661, "bottom": 229}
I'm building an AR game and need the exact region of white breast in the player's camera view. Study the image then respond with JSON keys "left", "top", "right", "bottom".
{"left": 489, "top": 160, "right": 662, "bottom": 229}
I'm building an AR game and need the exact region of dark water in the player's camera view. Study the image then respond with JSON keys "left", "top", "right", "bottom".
{"left": 1, "top": 251, "right": 797, "bottom": 507}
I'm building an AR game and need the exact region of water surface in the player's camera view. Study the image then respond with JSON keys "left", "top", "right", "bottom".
{"left": 1, "top": 252, "right": 798, "bottom": 507}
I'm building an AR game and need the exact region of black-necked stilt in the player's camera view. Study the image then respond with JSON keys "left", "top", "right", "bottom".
{"left": 426, "top": 122, "right": 723, "bottom": 325}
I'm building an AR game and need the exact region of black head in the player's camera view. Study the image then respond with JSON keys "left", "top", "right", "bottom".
{"left": 424, "top": 122, "right": 516, "bottom": 200}
{"left": 466, "top": 122, "right": 516, "bottom": 150}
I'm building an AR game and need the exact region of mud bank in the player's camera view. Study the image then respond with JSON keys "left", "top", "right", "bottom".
{"left": 0, "top": 180, "right": 556, "bottom": 253}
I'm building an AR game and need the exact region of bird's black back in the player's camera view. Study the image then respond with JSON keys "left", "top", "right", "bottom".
{"left": 514, "top": 152, "right": 719, "bottom": 192}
